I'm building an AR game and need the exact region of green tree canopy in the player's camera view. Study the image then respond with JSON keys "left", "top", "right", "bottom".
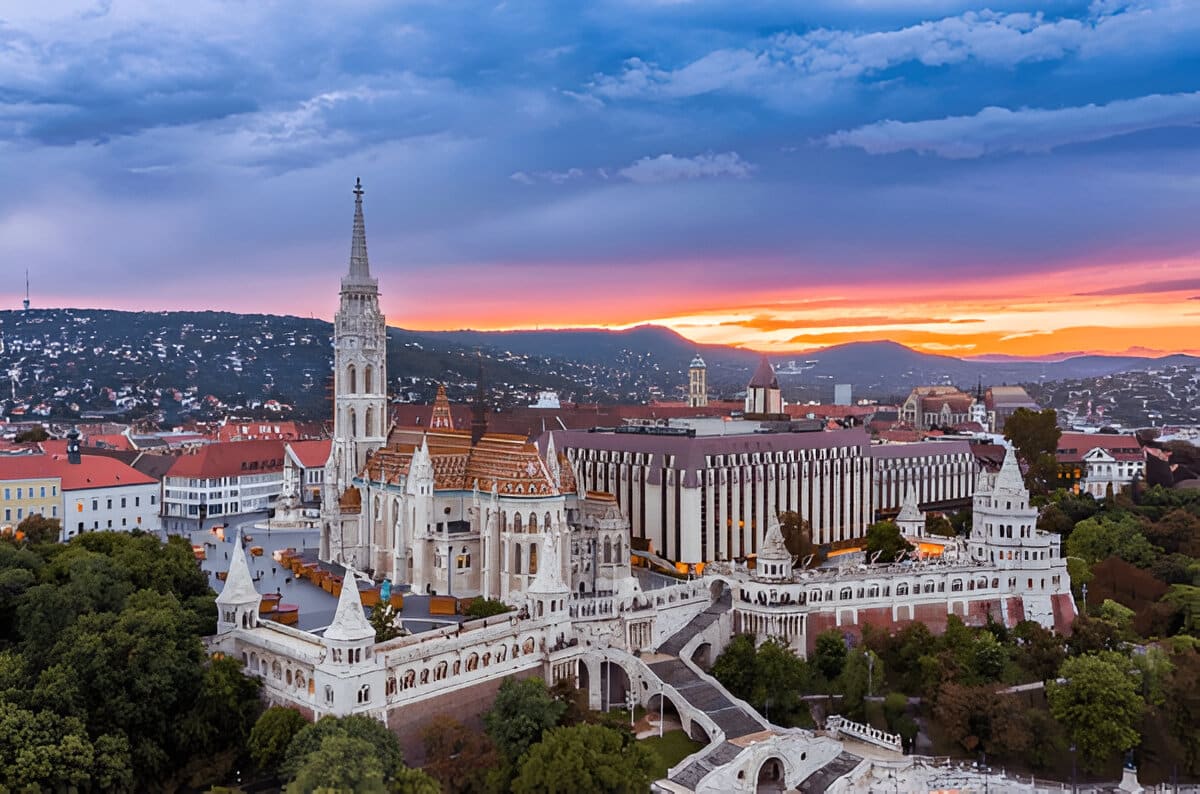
{"left": 370, "top": 601, "right": 404, "bottom": 642}
{"left": 924, "top": 514, "right": 955, "bottom": 537}
{"left": 16, "top": 513, "right": 60, "bottom": 544}
{"left": 283, "top": 714, "right": 405, "bottom": 783}
{"left": 933, "top": 682, "right": 1031, "bottom": 759}
{"left": 864, "top": 520, "right": 914, "bottom": 564}
{"left": 1004, "top": 408, "right": 1062, "bottom": 494}
{"left": 484, "top": 677, "right": 566, "bottom": 764}
{"left": 420, "top": 714, "right": 497, "bottom": 794}
{"left": 512, "top": 723, "right": 657, "bottom": 794}
{"left": 812, "top": 629, "right": 848, "bottom": 682}
{"left": 710, "top": 634, "right": 756, "bottom": 698}
{"left": 249, "top": 706, "right": 309, "bottom": 774}
{"left": 1048, "top": 654, "right": 1144, "bottom": 772}
{"left": 779, "top": 511, "right": 822, "bottom": 565}
{"left": 287, "top": 734, "right": 387, "bottom": 794}
{"left": 1066, "top": 514, "right": 1158, "bottom": 567}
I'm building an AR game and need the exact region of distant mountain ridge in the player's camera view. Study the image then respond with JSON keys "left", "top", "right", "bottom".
{"left": 0, "top": 309, "right": 1195, "bottom": 421}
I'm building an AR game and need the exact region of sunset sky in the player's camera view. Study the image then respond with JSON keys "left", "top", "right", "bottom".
{"left": 2, "top": 1, "right": 1199, "bottom": 357}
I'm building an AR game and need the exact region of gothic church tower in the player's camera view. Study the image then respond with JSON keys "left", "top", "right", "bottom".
{"left": 321, "top": 179, "right": 388, "bottom": 567}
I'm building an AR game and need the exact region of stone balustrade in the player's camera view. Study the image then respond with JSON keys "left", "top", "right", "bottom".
{"left": 825, "top": 715, "right": 902, "bottom": 753}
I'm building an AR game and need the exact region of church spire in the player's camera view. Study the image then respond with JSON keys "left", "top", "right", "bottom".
{"left": 348, "top": 177, "right": 370, "bottom": 280}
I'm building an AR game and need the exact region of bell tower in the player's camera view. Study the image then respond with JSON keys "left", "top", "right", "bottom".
{"left": 322, "top": 179, "right": 389, "bottom": 566}
{"left": 688, "top": 354, "right": 708, "bottom": 408}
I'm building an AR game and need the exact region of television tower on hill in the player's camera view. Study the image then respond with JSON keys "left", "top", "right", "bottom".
{"left": 22, "top": 270, "right": 29, "bottom": 311}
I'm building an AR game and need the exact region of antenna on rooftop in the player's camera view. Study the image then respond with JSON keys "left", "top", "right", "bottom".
{"left": 22, "top": 270, "right": 29, "bottom": 312}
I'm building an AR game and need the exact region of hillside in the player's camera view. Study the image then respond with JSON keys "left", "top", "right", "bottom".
{"left": 0, "top": 309, "right": 1195, "bottom": 423}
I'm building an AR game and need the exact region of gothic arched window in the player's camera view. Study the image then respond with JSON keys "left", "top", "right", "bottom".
{"left": 364, "top": 365, "right": 374, "bottom": 394}
{"left": 347, "top": 365, "right": 357, "bottom": 394}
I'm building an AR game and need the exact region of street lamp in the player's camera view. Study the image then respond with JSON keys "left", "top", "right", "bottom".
{"left": 625, "top": 688, "right": 637, "bottom": 730}
{"left": 1070, "top": 743, "right": 1077, "bottom": 793}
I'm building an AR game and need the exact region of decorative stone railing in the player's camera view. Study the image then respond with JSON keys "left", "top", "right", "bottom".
{"left": 825, "top": 715, "right": 902, "bottom": 753}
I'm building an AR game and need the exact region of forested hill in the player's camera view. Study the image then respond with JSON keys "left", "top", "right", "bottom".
{"left": 0, "top": 309, "right": 1194, "bottom": 423}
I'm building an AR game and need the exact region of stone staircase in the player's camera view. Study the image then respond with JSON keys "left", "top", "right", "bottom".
{"left": 651, "top": 589, "right": 864, "bottom": 792}
{"left": 649, "top": 592, "right": 774, "bottom": 788}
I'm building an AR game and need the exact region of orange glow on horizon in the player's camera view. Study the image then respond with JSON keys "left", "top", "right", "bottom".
{"left": 390, "top": 255, "right": 1200, "bottom": 358}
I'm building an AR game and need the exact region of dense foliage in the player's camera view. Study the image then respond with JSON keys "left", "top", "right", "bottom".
{"left": 0, "top": 530, "right": 258, "bottom": 791}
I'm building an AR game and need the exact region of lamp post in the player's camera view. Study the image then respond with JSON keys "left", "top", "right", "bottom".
{"left": 867, "top": 651, "right": 875, "bottom": 699}
{"left": 1070, "top": 743, "right": 1077, "bottom": 793}
{"left": 1081, "top": 582, "right": 1088, "bottom": 613}
{"left": 625, "top": 688, "right": 637, "bottom": 730}
{"left": 659, "top": 685, "right": 665, "bottom": 738}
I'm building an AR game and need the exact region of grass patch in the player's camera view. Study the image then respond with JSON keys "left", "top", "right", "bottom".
{"left": 641, "top": 730, "right": 705, "bottom": 780}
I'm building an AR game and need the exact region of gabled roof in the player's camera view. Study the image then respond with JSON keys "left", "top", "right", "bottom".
{"left": 166, "top": 440, "right": 286, "bottom": 479}
{"left": 286, "top": 439, "right": 332, "bottom": 469}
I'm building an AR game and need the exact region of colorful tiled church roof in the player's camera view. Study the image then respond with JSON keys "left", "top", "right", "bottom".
{"left": 363, "top": 427, "right": 559, "bottom": 497}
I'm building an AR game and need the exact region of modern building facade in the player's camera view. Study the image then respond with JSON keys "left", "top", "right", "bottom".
{"left": 552, "top": 425, "right": 977, "bottom": 565}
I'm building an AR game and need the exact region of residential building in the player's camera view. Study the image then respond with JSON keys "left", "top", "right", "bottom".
{"left": 162, "top": 439, "right": 286, "bottom": 531}
{"left": 0, "top": 464, "right": 59, "bottom": 530}
{"left": 1055, "top": 432, "right": 1145, "bottom": 497}
{"left": 0, "top": 430, "right": 160, "bottom": 539}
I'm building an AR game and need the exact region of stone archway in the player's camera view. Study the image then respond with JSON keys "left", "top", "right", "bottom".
{"left": 600, "top": 660, "right": 631, "bottom": 713}
{"left": 691, "top": 641, "right": 714, "bottom": 670}
{"left": 709, "top": 579, "right": 728, "bottom": 601}
{"left": 756, "top": 757, "right": 786, "bottom": 793}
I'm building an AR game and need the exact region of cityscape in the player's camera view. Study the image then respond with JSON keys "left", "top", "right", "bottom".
{"left": 2, "top": 2, "right": 1200, "bottom": 794}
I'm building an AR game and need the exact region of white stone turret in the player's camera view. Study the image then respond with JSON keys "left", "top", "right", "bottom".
{"left": 408, "top": 436, "right": 435, "bottom": 593}
{"left": 895, "top": 488, "right": 924, "bottom": 537}
{"left": 969, "top": 447, "right": 1042, "bottom": 568}
{"left": 325, "top": 565, "right": 376, "bottom": 645}
{"left": 527, "top": 532, "right": 570, "bottom": 631}
{"left": 545, "top": 433, "right": 562, "bottom": 490}
{"left": 754, "top": 512, "right": 793, "bottom": 582}
{"left": 216, "top": 531, "right": 261, "bottom": 632}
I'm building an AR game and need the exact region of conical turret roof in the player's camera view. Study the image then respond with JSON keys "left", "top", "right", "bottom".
{"left": 759, "top": 512, "right": 790, "bottom": 561}
{"left": 324, "top": 564, "right": 376, "bottom": 643}
{"left": 993, "top": 446, "right": 1026, "bottom": 495}
{"left": 216, "top": 530, "right": 259, "bottom": 606}
{"left": 748, "top": 355, "right": 778, "bottom": 389}
{"left": 897, "top": 487, "right": 922, "bottom": 523}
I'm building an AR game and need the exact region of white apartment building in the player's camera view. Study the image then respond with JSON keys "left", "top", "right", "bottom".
{"left": 162, "top": 440, "right": 286, "bottom": 532}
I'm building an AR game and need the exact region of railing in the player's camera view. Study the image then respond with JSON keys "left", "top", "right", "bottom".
{"left": 825, "top": 715, "right": 902, "bottom": 753}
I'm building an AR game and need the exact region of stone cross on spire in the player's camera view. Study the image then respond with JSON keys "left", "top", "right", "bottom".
{"left": 347, "top": 177, "right": 371, "bottom": 281}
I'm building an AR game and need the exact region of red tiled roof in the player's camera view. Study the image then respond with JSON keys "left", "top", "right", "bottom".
{"left": 288, "top": 439, "right": 332, "bottom": 468}
{"left": 87, "top": 433, "right": 134, "bottom": 451}
{"left": 1055, "top": 433, "right": 1143, "bottom": 462}
{"left": 166, "top": 440, "right": 286, "bottom": 479}
{"left": 0, "top": 453, "right": 156, "bottom": 491}
{"left": 216, "top": 421, "right": 302, "bottom": 443}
